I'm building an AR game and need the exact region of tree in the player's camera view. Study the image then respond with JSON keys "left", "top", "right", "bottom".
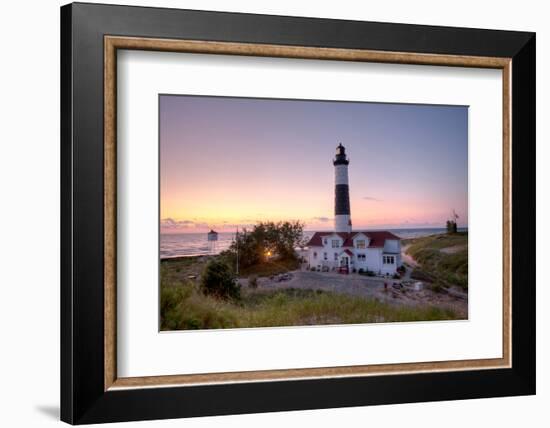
{"left": 221, "top": 221, "right": 305, "bottom": 269}
{"left": 200, "top": 259, "right": 240, "bottom": 300}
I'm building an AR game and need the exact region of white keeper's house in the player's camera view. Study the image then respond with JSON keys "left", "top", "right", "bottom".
{"left": 306, "top": 144, "right": 402, "bottom": 275}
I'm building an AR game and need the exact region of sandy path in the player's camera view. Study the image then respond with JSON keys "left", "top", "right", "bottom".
{"left": 440, "top": 244, "right": 468, "bottom": 254}
{"left": 400, "top": 245, "right": 418, "bottom": 267}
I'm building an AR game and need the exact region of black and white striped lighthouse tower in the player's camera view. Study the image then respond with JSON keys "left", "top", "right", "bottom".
{"left": 333, "top": 143, "right": 352, "bottom": 233}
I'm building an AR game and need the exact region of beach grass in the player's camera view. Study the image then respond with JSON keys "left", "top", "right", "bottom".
{"left": 237, "top": 258, "right": 301, "bottom": 278}
{"left": 161, "top": 255, "right": 210, "bottom": 284}
{"left": 406, "top": 232, "right": 468, "bottom": 290}
{"left": 160, "top": 272, "right": 458, "bottom": 331}
{"left": 161, "top": 254, "right": 300, "bottom": 282}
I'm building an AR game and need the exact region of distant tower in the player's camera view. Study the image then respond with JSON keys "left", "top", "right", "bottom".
{"left": 333, "top": 143, "right": 352, "bottom": 233}
{"left": 207, "top": 229, "right": 218, "bottom": 254}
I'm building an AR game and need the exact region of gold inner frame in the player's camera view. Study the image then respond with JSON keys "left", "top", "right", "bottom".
{"left": 104, "top": 35, "right": 512, "bottom": 391}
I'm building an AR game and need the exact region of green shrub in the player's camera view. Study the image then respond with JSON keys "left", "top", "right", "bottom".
{"left": 200, "top": 259, "right": 241, "bottom": 300}
{"left": 160, "top": 282, "right": 240, "bottom": 330}
{"left": 160, "top": 285, "right": 192, "bottom": 330}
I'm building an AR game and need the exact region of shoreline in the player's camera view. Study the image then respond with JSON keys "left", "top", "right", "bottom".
{"left": 160, "top": 232, "right": 460, "bottom": 261}
{"left": 161, "top": 254, "right": 211, "bottom": 262}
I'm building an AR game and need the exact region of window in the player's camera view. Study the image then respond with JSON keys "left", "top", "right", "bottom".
{"left": 313, "top": 252, "right": 317, "bottom": 259}
{"left": 334, "top": 253, "right": 338, "bottom": 261}
{"left": 356, "top": 239, "right": 366, "bottom": 249}
{"left": 357, "top": 254, "right": 366, "bottom": 261}
{"left": 323, "top": 239, "right": 327, "bottom": 245}
{"left": 383, "top": 255, "right": 395, "bottom": 264}
{"left": 323, "top": 252, "right": 328, "bottom": 260}
{"left": 331, "top": 240, "right": 340, "bottom": 248}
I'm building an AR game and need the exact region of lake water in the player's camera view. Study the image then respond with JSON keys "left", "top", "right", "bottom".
{"left": 160, "top": 227, "right": 467, "bottom": 259}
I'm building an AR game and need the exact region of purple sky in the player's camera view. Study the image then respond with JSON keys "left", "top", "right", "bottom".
{"left": 160, "top": 95, "right": 468, "bottom": 233}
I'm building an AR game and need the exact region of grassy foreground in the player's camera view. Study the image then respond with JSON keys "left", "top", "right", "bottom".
{"left": 405, "top": 233, "right": 468, "bottom": 290}
{"left": 160, "top": 258, "right": 457, "bottom": 331}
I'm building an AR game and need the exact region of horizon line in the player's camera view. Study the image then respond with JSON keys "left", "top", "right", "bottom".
{"left": 160, "top": 225, "right": 469, "bottom": 234}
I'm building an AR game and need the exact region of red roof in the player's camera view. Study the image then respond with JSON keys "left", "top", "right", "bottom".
{"left": 306, "top": 231, "right": 400, "bottom": 248}
{"left": 343, "top": 249, "right": 354, "bottom": 256}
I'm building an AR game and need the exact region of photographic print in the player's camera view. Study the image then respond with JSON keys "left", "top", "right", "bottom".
{"left": 160, "top": 95, "right": 468, "bottom": 331}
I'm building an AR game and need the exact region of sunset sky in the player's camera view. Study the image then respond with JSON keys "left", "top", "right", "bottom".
{"left": 160, "top": 95, "right": 468, "bottom": 234}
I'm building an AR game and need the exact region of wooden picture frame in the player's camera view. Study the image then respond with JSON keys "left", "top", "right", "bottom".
{"left": 61, "top": 2, "right": 535, "bottom": 424}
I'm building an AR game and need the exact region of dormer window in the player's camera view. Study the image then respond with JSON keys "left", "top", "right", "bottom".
{"left": 356, "top": 239, "right": 366, "bottom": 249}
{"left": 331, "top": 240, "right": 340, "bottom": 248}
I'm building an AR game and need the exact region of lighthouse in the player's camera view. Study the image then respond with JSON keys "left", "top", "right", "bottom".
{"left": 306, "top": 143, "right": 402, "bottom": 274}
{"left": 333, "top": 143, "right": 352, "bottom": 233}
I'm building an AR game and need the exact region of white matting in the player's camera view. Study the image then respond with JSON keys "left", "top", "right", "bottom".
{"left": 117, "top": 50, "right": 503, "bottom": 378}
